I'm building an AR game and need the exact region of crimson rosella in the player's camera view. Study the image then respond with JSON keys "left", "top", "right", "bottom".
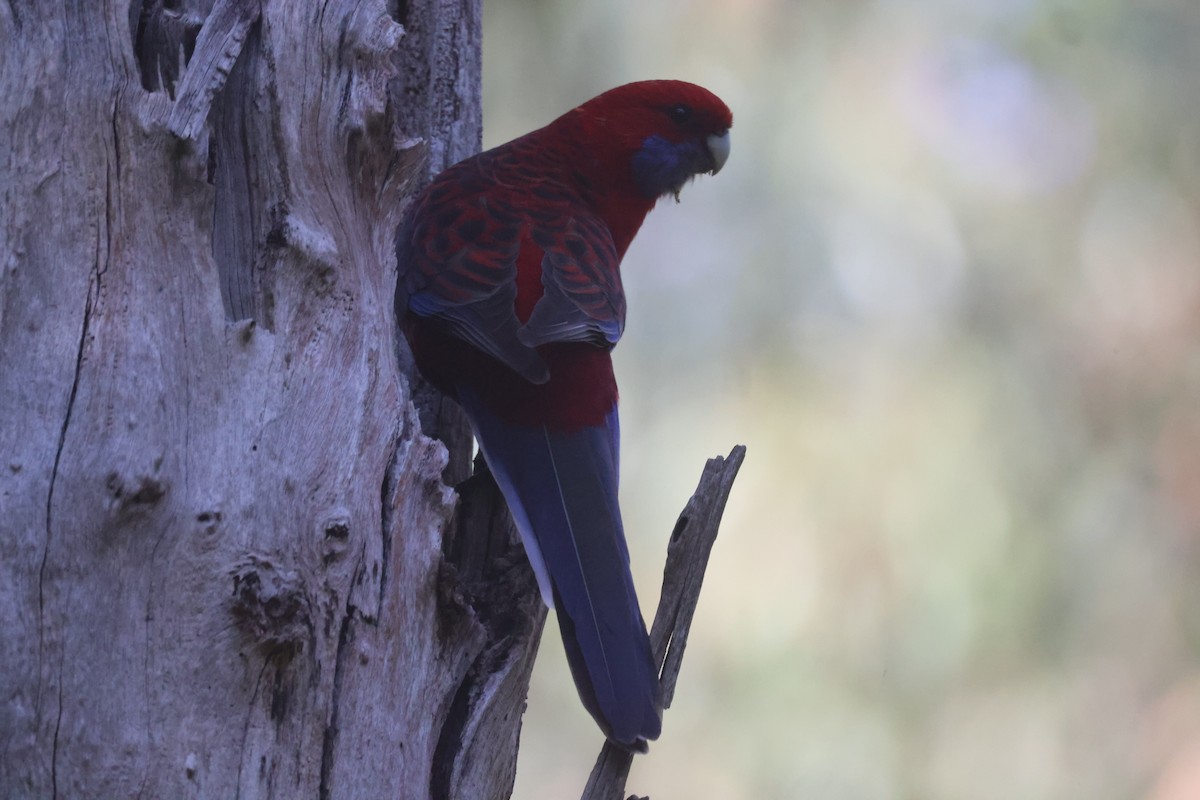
{"left": 395, "top": 80, "right": 732, "bottom": 751}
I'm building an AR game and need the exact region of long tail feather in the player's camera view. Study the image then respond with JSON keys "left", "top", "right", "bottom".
{"left": 457, "top": 387, "right": 662, "bottom": 749}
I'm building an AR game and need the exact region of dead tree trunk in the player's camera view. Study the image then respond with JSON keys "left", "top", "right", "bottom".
{"left": 0, "top": 1, "right": 545, "bottom": 798}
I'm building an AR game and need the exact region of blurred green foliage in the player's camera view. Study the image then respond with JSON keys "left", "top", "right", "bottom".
{"left": 482, "top": 1, "right": 1200, "bottom": 797}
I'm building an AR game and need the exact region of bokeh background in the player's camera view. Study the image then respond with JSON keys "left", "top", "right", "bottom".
{"left": 481, "top": 2, "right": 1200, "bottom": 797}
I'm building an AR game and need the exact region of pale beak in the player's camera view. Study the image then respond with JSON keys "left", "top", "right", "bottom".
{"left": 706, "top": 130, "right": 731, "bottom": 174}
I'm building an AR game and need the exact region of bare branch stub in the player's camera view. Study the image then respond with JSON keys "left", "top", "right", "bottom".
{"left": 580, "top": 445, "right": 747, "bottom": 800}
{"left": 165, "top": 0, "right": 262, "bottom": 140}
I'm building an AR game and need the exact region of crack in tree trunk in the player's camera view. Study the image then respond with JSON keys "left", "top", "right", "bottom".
{"left": 317, "top": 609, "right": 355, "bottom": 800}
{"left": 38, "top": 270, "right": 97, "bottom": 747}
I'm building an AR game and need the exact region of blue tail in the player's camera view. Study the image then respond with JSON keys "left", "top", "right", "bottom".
{"left": 456, "top": 388, "right": 662, "bottom": 750}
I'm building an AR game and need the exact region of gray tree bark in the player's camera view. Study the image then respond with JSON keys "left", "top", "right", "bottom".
{"left": 1, "top": 1, "right": 545, "bottom": 798}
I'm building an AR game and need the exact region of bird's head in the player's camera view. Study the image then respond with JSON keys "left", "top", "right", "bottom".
{"left": 566, "top": 80, "right": 733, "bottom": 202}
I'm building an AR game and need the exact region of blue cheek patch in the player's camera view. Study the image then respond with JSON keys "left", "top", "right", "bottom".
{"left": 631, "top": 135, "right": 703, "bottom": 199}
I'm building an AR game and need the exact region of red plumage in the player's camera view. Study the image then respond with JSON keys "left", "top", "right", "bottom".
{"left": 396, "top": 80, "right": 732, "bottom": 749}
{"left": 401, "top": 80, "right": 731, "bottom": 430}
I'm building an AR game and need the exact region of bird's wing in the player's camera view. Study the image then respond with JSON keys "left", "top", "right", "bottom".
{"left": 517, "top": 214, "right": 626, "bottom": 350}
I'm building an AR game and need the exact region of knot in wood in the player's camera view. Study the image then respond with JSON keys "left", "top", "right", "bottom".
{"left": 320, "top": 508, "right": 352, "bottom": 565}
{"left": 105, "top": 468, "right": 168, "bottom": 514}
{"left": 230, "top": 557, "right": 312, "bottom": 652}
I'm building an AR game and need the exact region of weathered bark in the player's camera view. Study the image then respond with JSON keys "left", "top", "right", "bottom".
{"left": 0, "top": 1, "right": 544, "bottom": 798}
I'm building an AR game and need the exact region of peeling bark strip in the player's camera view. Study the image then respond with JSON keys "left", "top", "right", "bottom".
{"left": 582, "top": 446, "right": 747, "bottom": 800}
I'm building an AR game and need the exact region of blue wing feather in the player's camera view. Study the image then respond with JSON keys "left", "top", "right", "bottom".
{"left": 456, "top": 386, "right": 662, "bottom": 750}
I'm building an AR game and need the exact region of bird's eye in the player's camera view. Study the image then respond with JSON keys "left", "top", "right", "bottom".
{"left": 667, "top": 104, "right": 693, "bottom": 124}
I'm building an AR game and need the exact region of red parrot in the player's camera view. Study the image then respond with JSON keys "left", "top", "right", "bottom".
{"left": 395, "top": 80, "right": 732, "bottom": 751}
